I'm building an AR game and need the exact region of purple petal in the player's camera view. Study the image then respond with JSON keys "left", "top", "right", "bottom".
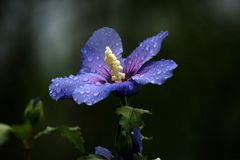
{"left": 111, "top": 80, "right": 141, "bottom": 96}
{"left": 131, "top": 59, "right": 177, "bottom": 85}
{"left": 49, "top": 73, "right": 106, "bottom": 101}
{"left": 72, "top": 83, "right": 112, "bottom": 105}
{"left": 80, "top": 27, "right": 123, "bottom": 78}
{"left": 131, "top": 128, "right": 143, "bottom": 155}
{"left": 124, "top": 31, "right": 168, "bottom": 77}
{"left": 72, "top": 80, "right": 140, "bottom": 105}
{"left": 95, "top": 146, "right": 112, "bottom": 160}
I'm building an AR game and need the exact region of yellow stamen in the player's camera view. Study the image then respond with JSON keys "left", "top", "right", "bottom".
{"left": 104, "top": 46, "right": 125, "bottom": 82}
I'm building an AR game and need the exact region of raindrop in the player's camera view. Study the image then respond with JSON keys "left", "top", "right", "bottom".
{"left": 88, "top": 57, "right": 93, "bottom": 62}
{"left": 98, "top": 65, "right": 102, "bottom": 68}
{"left": 157, "top": 71, "right": 162, "bottom": 74}
{"left": 93, "top": 92, "right": 99, "bottom": 96}
{"left": 96, "top": 56, "right": 100, "bottom": 60}
{"left": 83, "top": 77, "right": 88, "bottom": 82}
{"left": 87, "top": 102, "right": 92, "bottom": 105}
{"left": 91, "top": 69, "right": 96, "bottom": 73}
{"left": 86, "top": 90, "right": 90, "bottom": 94}
{"left": 153, "top": 43, "right": 158, "bottom": 48}
{"left": 69, "top": 75, "right": 74, "bottom": 78}
{"left": 80, "top": 91, "right": 84, "bottom": 94}
{"left": 116, "top": 43, "right": 119, "bottom": 46}
{"left": 95, "top": 82, "right": 101, "bottom": 86}
{"left": 74, "top": 77, "right": 78, "bottom": 80}
{"left": 145, "top": 46, "right": 150, "bottom": 51}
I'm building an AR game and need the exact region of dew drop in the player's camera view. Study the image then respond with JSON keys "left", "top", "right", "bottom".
{"left": 83, "top": 77, "right": 88, "bottom": 82}
{"left": 86, "top": 90, "right": 90, "bottom": 94}
{"left": 145, "top": 46, "right": 150, "bottom": 51}
{"left": 153, "top": 43, "right": 158, "bottom": 48}
{"left": 88, "top": 57, "right": 93, "bottom": 62}
{"left": 98, "top": 65, "right": 102, "bottom": 68}
{"left": 91, "top": 69, "right": 96, "bottom": 73}
{"left": 80, "top": 91, "right": 84, "bottom": 94}
{"left": 55, "top": 83, "right": 59, "bottom": 87}
{"left": 73, "top": 77, "right": 78, "bottom": 80}
{"left": 69, "top": 75, "right": 74, "bottom": 78}
{"left": 93, "top": 92, "right": 99, "bottom": 96}
{"left": 157, "top": 71, "right": 162, "bottom": 74}
{"left": 96, "top": 56, "right": 100, "bottom": 60}
{"left": 95, "top": 82, "right": 101, "bottom": 86}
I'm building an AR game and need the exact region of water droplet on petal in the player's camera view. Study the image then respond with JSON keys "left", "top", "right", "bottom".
{"left": 55, "top": 83, "right": 59, "bottom": 87}
{"left": 157, "top": 71, "right": 161, "bottom": 74}
{"left": 95, "top": 82, "right": 101, "bottom": 86}
{"left": 91, "top": 69, "right": 96, "bottom": 73}
{"left": 93, "top": 92, "right": 99, "bottom": 96}
{"left": 83, "top": 77, "right": 88, "bottom": 82}
{"left": 145, "top": 46, "right": 150, "bottom": 51}
{"left": 153, "top": 43, "right": 158, "bottom": 48}
{"left": 96, "top": 56, "right": 100, "bottom": 60}
{"left": 69, "top": 75, "right": 74, "bottom": 78}
{"left": 88, "top": 57, "right": 93, "bottom": 62}
{"left": 80, "top": 91, "right": 84, "bottom": 94}
{"left": 86, "top": 90, "right": 90, "bottom": 94}
{"left": 98, "top": 65, "right": 102, "bottom": 68}
{"left": 74, "top": 77, "right": 78, "bottom": 80}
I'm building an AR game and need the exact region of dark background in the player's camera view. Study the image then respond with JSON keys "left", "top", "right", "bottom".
{"left": 0, "top": 0, "right": 240, "bottom": 160}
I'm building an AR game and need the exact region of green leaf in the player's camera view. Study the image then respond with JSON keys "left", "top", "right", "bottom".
{"left": 12, "top": 122, "right": 32, "bottom": 141}
{"left": 77, "top": 154, "right": 106, "bottom": 160}
{"left": 24, "top": 98, "right": 44, "bottom": 125}
{"left": 0, "top": 123, "right": 12, "bottom": 145}
{"left": 34, "top": 126, "right": 57, "bottom": 139}
{"left": 35, "top": 126, "right": 85, "bottom": 153}
{"left": 116, "top": 106, "right": 152, "bottom": 133}
{"left": 58, "top": 126, "right": 85, "bottom": 153}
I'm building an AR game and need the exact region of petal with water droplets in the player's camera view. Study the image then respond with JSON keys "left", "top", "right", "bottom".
{"left": 124, "top": 31, "right": 168, "bottom": 76}
{"left": 49, "top": 73, "right": 106, "bottom": 101}
{"left": 131, "top": 59, "right": 177, "bottom": 85}
{"left": 80, "top": 27, "right": 123, "bottom": 79}
{"left": 72, "top": 83, "right": 112, "bottom": 105}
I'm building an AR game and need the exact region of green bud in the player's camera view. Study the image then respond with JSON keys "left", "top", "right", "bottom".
{"left": 24, "top": 97, "right": 44, "bottom": 125}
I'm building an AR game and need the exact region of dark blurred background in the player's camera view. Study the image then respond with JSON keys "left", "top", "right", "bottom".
{"left": 0, "top": 0, "right": 240, "bottom": 160}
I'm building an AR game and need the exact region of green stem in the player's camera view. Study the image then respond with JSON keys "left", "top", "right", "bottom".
{"left": 24, "top": 137, "right": 33, "bottom": 160}
{"left": 25, "top": 147, "right": 32, "bottom": 160}
{"left": 121, "top": 96, "right": 128, "bottom": 106}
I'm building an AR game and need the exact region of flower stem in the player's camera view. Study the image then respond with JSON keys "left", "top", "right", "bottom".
{"left": 25, "top": 147, "right": 32, "bottom": 160}
{"left": 121, "top": 96, "right": 128, "bottom": 106}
